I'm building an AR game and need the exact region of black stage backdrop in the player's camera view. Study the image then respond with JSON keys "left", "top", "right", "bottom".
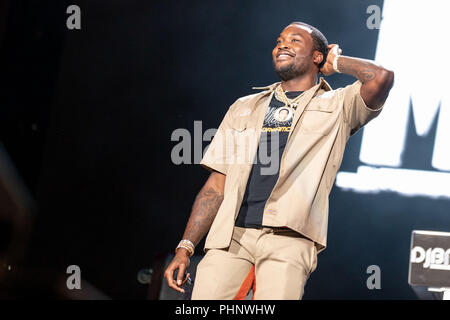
{"left": 1, "top": 0, "right": 449, "bottom": 299}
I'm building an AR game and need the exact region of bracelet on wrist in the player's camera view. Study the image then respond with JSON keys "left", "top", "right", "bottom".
{"left": 333, "top": 55, "right": 341, "bottom": 73}
{"left": 176, "top": 240, "right": 195, "bottom": 257}
{"left": 176, "top": 245, "right": 193, "bottom": 256}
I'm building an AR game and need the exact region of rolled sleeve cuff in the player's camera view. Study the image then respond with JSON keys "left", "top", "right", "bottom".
{"left": 355, "top": 84, "right": 384, "bottom": 113}
{"left": 199, "top": 159, "right": 228, "bottom": 175}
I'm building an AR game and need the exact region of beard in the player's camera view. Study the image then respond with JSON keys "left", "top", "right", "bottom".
{"left": 273, "top": 58, "right": 309, "bottom": 81}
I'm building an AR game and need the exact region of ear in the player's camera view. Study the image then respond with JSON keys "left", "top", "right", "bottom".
{"left": 313, "top": 51, "right": 324, "bottom": 67}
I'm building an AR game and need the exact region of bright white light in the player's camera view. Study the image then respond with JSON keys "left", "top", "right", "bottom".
{"left": 336, "top": 166, "right": 450, "bottom": 199}
{"left": 337, "top": 0, "right": 450, "bottom": 198}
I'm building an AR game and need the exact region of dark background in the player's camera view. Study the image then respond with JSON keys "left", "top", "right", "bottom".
{"left": 1, "top": 0, "right": 449, "bottom": 299}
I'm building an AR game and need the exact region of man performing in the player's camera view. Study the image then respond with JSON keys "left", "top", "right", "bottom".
{"left": 164, "top": 21, "right": 394, "bottom": 299}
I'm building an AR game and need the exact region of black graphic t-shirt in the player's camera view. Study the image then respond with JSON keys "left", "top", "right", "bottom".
{"left": 235, "top": 90, "right": 304, "bottom": 228}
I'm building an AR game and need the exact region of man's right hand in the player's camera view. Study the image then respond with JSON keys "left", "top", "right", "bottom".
{"left": 164, "top": 171, "right": 225, "bottom": 293}
{"left": 164, "top": 248, "right": 191, "bottom": 293}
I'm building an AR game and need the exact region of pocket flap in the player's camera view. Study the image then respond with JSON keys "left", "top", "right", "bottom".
{"left": 231, "top": 118, "right": 248, "bottom": 132}
{"left": 305, "top": 103, "right": 335, "bottom": 113}
{"left": 232, "top": 126, "right": 247, "bottom": 132}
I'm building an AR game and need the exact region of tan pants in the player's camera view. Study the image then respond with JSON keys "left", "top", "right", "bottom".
{"left": 191, "top": 226, "right": 318, "bottom": 300}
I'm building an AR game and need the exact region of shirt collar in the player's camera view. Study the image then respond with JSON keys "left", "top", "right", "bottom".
{"left": 252, "top": 77, "right": 332, "bottom": 93}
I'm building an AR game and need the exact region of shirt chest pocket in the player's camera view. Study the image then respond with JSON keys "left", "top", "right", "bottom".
{"left": 229, "top": 117, "right": 257, "bottom": 164}
{"left": 299, "top": 102, "right": 337, "bottom": 135}
{"left": 230, "top": 115, "right": 249, "bottom": 134}
{"left": 230, "top": 110, "right": 250, "bottom": 130}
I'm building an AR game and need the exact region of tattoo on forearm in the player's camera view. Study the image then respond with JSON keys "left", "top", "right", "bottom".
{"left": 338, "top": 56, "right": 378, "bottom": 83}
{"left": 182, "top": 186, "right": 224, "bottom": 245}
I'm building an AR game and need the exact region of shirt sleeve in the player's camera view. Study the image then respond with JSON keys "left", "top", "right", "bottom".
{"left": 200, "top": 101, "right": 238, "bottom": 175}
{"left": 339, "top": 80, "right": 384, "bottom": 136}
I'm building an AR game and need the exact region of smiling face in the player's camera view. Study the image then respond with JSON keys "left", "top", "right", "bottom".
{"left": 272, "top": 24, "right": 321, "bottom": 81}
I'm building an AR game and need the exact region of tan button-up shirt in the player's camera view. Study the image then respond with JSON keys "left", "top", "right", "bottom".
{"left": 200, "top": 78, "right": 384, "bottom": 253}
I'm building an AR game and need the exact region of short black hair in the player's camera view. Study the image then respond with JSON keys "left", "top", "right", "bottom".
{"left": 288, "top": 22, "right": 329, "bottom": 70}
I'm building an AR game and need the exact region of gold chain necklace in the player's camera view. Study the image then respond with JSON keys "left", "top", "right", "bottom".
{"left": 274, "top": 84, "right": 304, "bottom": 110}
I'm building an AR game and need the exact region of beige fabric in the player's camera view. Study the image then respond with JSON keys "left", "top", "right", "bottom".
{"left": 200, "top": 78, "right": 384, "bottom": 253}
{"left": 191, "top": 226, "right": 317, "bottom": 300}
